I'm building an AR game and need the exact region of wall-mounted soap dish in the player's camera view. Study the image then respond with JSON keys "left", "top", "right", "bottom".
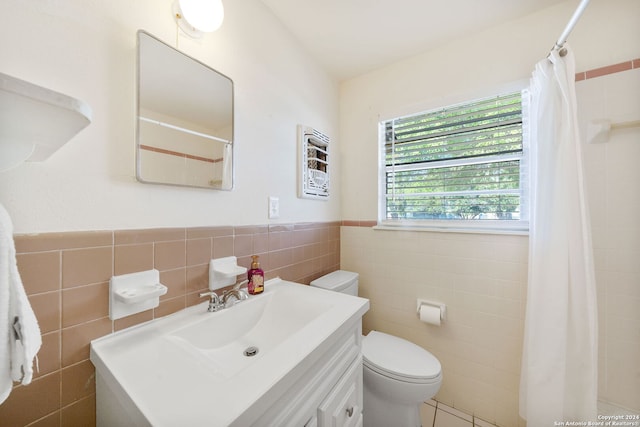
{"left": 210, "top": 256, "right": 247, "bottom": 291}
{"left": 114, "top": 283, "right": 167, "bottom": 304}
{"left": 109, "top": 269, "right": 167, "bottom": 320}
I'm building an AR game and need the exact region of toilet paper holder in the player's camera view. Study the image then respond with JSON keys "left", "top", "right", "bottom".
{"left": 416, "top": 299, "right": 447, "bottom": 321}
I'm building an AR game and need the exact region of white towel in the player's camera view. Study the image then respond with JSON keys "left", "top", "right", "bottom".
{"left": 0, "top": 203, "right": 41, "bottom": 405}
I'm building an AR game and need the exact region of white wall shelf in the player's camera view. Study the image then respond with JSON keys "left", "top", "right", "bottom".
{"left": 0, "top": 72, "right": 92, "bottom": 171}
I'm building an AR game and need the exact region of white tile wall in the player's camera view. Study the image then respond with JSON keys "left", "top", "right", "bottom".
{"left": 579, "top": 67, "right": 640, "bottom": 411}
{"left": 341, "top": 227, "right": 528, "bottom": 425}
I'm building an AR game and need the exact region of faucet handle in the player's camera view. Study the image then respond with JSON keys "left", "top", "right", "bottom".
{"left": 233, "top": 279, "right": 248, "bottom": 291}
{"left": 199, "top": 291, "right": 218, "bottom": 299}
{"left": 221, "top": 288, "right": 249, "bottom": 307}
{"left": 199, "top": 291, "right": 222, "bottom": 312}
{"left": 232, "top": 280, "right": 249, "bottom": 301}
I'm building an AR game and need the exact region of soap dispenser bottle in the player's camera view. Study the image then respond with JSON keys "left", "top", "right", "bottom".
{"left": 247, "top": 255, "right": 264, "bottom": 295}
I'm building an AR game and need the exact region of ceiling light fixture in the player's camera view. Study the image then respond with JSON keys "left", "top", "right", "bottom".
{"left": 173, "top": 0, "right": 224, "bottom": 38}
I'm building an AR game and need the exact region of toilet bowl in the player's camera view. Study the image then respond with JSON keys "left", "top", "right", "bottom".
{"left": 310, "top": 271, "right": 443, "bottom": 427}
{"left": 362, "top": 330, "right": 442, "bottom": 427}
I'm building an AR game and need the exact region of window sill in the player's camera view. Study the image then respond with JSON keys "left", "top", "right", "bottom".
{"left": 373, "top": 221, "right": 529, "bottom": 236}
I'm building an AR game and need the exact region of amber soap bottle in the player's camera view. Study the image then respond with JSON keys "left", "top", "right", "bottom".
{"left": 247, "top": 255, "right": 264, "bottom": 295}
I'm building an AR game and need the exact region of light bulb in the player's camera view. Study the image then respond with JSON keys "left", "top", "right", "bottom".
{"left": 178, "top": 0, "right": 224, "bottom": 33}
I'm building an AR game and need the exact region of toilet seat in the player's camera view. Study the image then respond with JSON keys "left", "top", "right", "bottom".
{"left": 362, "top": 331, "right": 442, "bottom": 384}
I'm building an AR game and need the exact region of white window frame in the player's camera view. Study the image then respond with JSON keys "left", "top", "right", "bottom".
{"left": 377, "top": 91, "right": 530, "bottom": 234}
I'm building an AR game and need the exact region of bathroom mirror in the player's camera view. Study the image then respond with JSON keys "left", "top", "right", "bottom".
{"left": 136, "top": 30, "right": 234, "bottom": 189}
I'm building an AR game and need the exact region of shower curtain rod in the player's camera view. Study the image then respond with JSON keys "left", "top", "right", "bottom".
{"left": 553, "top": 0, "right": 591, "bottom": 52}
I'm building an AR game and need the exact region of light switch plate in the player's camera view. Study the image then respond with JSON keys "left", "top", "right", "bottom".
{"left": 268, "top": 196, "right": 280, "bottom": 219}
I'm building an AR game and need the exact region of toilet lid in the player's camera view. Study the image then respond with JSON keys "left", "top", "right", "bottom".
{"left": 362, "top": 331, "right": 441, "bottom": 383}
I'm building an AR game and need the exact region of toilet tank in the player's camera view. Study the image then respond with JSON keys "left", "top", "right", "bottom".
{"left": 310, "top": 270, "right": 359, "bottom": 296}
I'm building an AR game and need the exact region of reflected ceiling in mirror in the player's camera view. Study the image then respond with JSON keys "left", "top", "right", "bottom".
{"left": 136, "top": 30, "right": 234, "bottom": 190}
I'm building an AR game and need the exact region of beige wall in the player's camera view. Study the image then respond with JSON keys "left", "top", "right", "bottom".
{"left": 339, "top": 0, "right": 640, "bottom": 425}
{"left": 0, "top": 0, "right": 341, "bottom": 233}
{"left": 339, "top": 0, "right": 640, "bottom": 221}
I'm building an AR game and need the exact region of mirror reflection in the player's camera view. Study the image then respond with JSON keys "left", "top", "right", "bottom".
{"left": 136, "top": 30, "right": 234, "bottom": 189}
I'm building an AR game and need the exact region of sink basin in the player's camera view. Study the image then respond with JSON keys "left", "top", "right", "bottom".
{"left": 166, "top": 284, "right": 333, "bottom": 377}
{"left": 90, "top": 278, "right": 369, "bottom": 427}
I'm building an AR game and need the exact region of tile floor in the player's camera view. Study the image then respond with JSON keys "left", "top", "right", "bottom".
{"left": 420, "top": 399, "right": 640, "bottom": 427}
{"left": 420, "top": 400, "right": 497, "bottom": 427}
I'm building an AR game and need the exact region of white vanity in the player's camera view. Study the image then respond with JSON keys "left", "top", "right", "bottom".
{"left": 90, "top": 278, "right": 369, "bottom": 426}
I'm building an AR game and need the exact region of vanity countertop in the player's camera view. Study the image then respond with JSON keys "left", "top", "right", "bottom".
{"left": 90, "top": 278, "right": 369, "bottom": 426}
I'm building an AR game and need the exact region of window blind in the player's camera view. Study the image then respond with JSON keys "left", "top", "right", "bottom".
{"left": 383, "top": 92, "right": 525, "bottom": 221}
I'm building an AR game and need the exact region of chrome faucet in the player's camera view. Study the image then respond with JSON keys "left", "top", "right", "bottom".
{"left": 199, "top": 291, "right": 223, "bottom": 312}
{"left": 200, "top": 280, "right": 249, "bottom": 312}
{"left": 221, "top": 280, "right": 249, "bottom": 307}
{"left": 221, "top": 289, "right": 246, "bottom": 306}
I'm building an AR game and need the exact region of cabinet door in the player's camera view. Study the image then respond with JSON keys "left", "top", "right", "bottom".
{"left": 317, "top": 358, "right": 362, "bottom": 427}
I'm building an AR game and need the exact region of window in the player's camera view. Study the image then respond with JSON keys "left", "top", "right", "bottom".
{"left": 379, "top": 91, "right": 528, "bottom": 231}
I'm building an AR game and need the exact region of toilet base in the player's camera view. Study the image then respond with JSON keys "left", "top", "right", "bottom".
{"left": 363, "top": 384, "right": 422, "bottom": 427}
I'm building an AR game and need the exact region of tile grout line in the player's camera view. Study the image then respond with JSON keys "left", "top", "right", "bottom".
{"left": 432, "top": 402, "right": 438, "bottom": 427}
{"left": 430, "top": 400, "right": 498, "bottom": 427}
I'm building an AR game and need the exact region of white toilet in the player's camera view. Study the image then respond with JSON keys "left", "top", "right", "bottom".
{"left": 310, "top": 270, "right": 442, "bottom": 427}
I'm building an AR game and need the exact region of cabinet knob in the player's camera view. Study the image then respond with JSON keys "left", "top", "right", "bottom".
{"left": 346, "top": 406, "right": 354, "bottom": 417}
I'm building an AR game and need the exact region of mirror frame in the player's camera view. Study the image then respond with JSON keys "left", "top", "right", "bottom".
{"left": 135, "top": 30, "right": 234, "bottom": 190}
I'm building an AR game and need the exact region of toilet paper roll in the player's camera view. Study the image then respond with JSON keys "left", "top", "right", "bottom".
{"left": 418, "top": 304, "right": 441, "bottom": 326}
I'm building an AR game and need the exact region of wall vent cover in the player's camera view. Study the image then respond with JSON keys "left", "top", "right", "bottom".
{"left": 298, "top": 125, "right": 330, "bottom": 200}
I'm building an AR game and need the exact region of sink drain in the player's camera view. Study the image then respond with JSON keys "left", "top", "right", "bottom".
{"left": 244, "top": 346, "right": 259, "bottom": 357}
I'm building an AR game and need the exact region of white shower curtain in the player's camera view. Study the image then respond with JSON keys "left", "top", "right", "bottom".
{"left": 519, "top": 45, "right": 598, "bottom": 426}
